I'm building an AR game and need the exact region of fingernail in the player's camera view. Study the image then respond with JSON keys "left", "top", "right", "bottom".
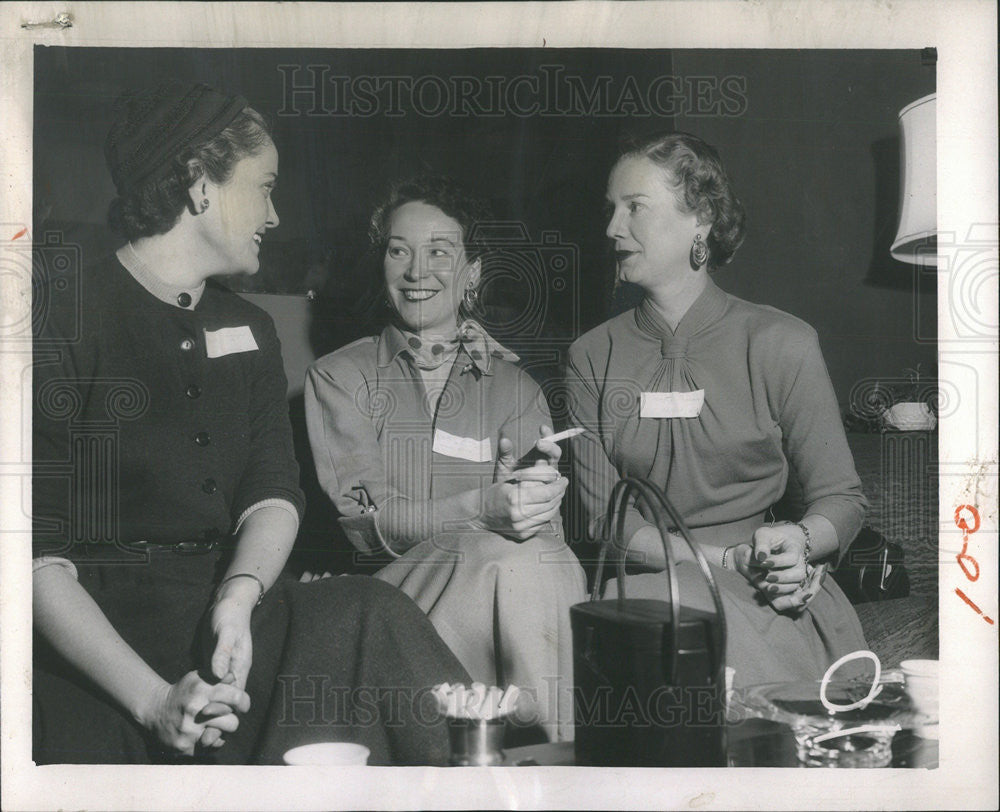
{"left": 755, "top": 551, "right": 767, "bottom": 562}
{"left": 766, "top": 574, "right": 779, "bottom": 583}
{"left": 767, "top": 585, "right": 779, "bottom": 594}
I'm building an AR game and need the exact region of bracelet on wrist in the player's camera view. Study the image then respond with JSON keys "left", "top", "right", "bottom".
{"left": 215, "top": 573, "right": 265, "bottom": 607}
{"left": 795, "top": 521, "right": 813, "bottom": 563}
{"left": 721, "top": 545, "right": 734, "bottom": 570}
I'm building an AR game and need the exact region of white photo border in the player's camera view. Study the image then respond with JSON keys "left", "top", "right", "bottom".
{"left": 2, "top": 2, "right": 996, "bottom": 810}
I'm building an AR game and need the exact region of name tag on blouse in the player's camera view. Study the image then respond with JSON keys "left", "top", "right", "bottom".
{"left": 432, "top": 429, "right": 493, "bottom": 462}
{"left": 204, "top": 326, "right": 259, "bottom": 358}
{"left": 640, "top": 390, "right": 705, "bottom": 418}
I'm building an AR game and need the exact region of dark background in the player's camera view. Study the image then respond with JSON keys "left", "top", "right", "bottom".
{"left": 33, "top": 46, "right": 936, "bottom": 410}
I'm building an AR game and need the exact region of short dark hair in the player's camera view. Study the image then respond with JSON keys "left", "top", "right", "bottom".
{"left": 368, "top": 174, "right": 494, "bottom": 264}
{"left": 108, "top": 108, "right": 272, "bottom": 240}
{"left": 620, "top": 131, "right": 745, "bottom": 268}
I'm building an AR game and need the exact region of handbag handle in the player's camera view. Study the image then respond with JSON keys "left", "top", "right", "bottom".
{"left": 590, "top": 478, "right": 728, "bottom": 689}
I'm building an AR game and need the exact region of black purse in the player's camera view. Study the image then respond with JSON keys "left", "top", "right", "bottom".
{"left": 831, "top": 526, "right": 909, "bottom": 604}
{"left": 570, "top": 478, "right": 729, "bottom": 767}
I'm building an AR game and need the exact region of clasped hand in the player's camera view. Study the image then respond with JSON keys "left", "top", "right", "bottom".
{"left": 140, "top": 592, "right": 255, "bottom": 755}
{"left": 139, "top": 669, "right": 250, "bottom": 756}
{"left": 731, "top": 524, "right": 820, "bottom": 614}
{"left": 478, "top": 426, "right": 568, "bottom": 541}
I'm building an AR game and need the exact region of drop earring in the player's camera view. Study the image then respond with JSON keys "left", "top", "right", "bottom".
{"left": 690, "top": 233, "right": 708, "bottom": 269}
{"left": 200, "top": 199, "right": 210, "bottom": 213}
{"left": 463, "top": 286, "right": 479, "bottom": 312}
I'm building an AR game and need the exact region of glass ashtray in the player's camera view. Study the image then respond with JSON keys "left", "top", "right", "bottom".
{"left": 735, "top": 674, "right": 937, "bottom": 768}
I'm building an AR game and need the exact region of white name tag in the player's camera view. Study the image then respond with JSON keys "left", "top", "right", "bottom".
{"left": 432, "top": 429, "right": 493, "bottom": 462}
{"left": 639, "top": 390, "right": 705, "bottom": 419}
{"left": 204, "top": 326, "right": 259, "bottom": 358}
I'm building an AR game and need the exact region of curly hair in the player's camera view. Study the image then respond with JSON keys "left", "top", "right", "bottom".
{"left": 107, "top": 108, "right": 272, "bottom": 241}
{"left": 620, "top": 131, "right": 746, "bottom": 268}
{"left": 368, "top": 174, "right": 494, "bottom": 265}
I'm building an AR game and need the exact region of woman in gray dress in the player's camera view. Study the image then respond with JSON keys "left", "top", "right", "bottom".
{"left": 567, "top": 131, "right": 869, "bottom": 687}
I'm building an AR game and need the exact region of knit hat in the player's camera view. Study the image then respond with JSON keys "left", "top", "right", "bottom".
{"left": 104, "top": 81, "right": 248, "bottom": 195}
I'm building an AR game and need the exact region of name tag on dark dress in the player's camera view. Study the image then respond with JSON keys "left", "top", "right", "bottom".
{"left": 204, "top": 326, "right": 258, "bottom": 358}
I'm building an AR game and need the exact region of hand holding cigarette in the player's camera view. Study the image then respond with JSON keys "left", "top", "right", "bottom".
{"left": 509, "top": 426, "right": 586, "bottom": 481}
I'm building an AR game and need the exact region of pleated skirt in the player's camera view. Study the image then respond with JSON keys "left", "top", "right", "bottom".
{"left": 373, "top": 531, "right": 588, "bottom": 742}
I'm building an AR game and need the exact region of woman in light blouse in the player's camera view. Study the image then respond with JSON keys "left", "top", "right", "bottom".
{"left": 305, "top": 176, "right": 587, "bottom": 741}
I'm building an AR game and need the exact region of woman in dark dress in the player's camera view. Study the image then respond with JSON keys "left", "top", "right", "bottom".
{"left": 31, "top": 82, "right": 468, "bottom": 765}
{"left": 567, "top": 131, "right": 870, "bottom": 688}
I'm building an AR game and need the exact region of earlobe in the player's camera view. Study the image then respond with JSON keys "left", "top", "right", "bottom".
{"left": 467, "top": 259, "right": 482, "bottom": 288}
{"left": 186, "top": 180, "right": 212, "bottom": 215}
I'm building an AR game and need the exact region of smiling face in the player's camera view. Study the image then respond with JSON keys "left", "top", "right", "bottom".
{"left": 383, "top": 201, "right": 479, "bottom": 336}
{"left": 199, "top": 141, "right": 279, "bottom": 275}
{"left": 605, "top": 155, "right": 704, "bottom": 290}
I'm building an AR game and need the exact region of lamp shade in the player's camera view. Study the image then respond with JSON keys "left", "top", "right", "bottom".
{"left": 891, "top": 93, "right": 937, "bottom": 266}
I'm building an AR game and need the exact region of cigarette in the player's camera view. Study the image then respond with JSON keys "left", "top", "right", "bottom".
{"left": 471, "top": 682, "right": 487, "bottom": 717}
{"left": 487, "top": 686, "right": 502, "bottom": 719}
{"left": 498, "top": 684, "right": 520, "bottom": 716}
{"left": 541, "top": 427, "right": 586, "bottom": 444}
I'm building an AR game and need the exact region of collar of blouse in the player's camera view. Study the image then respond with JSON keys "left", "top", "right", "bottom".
{"left": 378, "top": 320, "right": 519, "bottom": 375}
{"left": 634, "top": 277, "right": 729, "bottom": 357}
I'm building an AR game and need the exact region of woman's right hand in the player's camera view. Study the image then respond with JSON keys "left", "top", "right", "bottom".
{"left": 477, "top": 477, "right": 568, "bottom": 540}
{"left": 137, "top": 670, "right": 250, "bottom": 756}
{"left": 478, "top": 435, "right": 567, "bottom": 540}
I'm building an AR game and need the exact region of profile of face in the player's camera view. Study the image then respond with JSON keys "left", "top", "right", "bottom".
{"left": 383, "top": 201, "right": 480, "bottom": 336}
{"left": 194, "top": 140, "right": 280, "bottom": 276}
{"left": 605, "top": 155, "right": 705, "bottom": 289}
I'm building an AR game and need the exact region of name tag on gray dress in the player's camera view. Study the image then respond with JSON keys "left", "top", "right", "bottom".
{"left": 432, "top": 428, "right": 493, "bottom": 462}
{"left": 639, "top": 390, "right": 705, "bottom": 418}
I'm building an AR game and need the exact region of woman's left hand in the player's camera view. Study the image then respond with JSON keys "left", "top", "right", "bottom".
{"left": 209, "top": 594, "right": 255, "bottom": 691}
{"left": 532, "top": 425, "right": 562, "bottom": 468}
{"left": 747, "top": 524, "right": 811, "bottom": 612}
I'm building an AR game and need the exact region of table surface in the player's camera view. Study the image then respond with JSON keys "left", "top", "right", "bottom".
{"left": 503, "top": 719, "right": 938, "bottom": 768}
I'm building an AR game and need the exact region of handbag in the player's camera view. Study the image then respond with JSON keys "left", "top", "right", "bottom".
{"left": 570, "top": 478, "right": 728, "bottom": 767}
{"left": 831, "top": 526, "right": 909, "bottom": 603}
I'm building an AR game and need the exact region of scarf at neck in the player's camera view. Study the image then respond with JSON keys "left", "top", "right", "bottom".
{"left": 398, "top": 319, "right": 519, "bottom": 372}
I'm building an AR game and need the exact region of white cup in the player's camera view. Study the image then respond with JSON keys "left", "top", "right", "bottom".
{"left": 282, "top": 742, "right": 371, "bottom": 766}
{"left": 900, "top": 659, "right": 938, "bottom": 716}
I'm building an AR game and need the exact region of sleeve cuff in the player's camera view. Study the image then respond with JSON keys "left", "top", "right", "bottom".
{"left": 32, "top": 556, "right": 78, "bottom": 580}
{"left": 234, "top": 498, "right": 301, "bottom": 535}
{"left": 338, "top": 509, "right": 402, "bottom": 559}
{"left": 806, "top": 497, "right": 867, "bottom": 565}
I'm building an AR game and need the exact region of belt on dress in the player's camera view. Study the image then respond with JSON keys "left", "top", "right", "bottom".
{"left": 118, "top": 537, "right": 222, "bottom": 555}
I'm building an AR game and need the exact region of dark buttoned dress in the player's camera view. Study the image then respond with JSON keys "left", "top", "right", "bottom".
{"left": 32, "top": 256, "right": 468, "bottom": 764}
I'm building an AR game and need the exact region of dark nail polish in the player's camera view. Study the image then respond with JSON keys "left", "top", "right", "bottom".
{"left": 767, "top": 584, "right": 779, "bottom": 594}
{"left": 756, "top": 551, "right": 767, "bottom": 562}
{"left": 766, "top": 574, "right": 779, "bottom": 583}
